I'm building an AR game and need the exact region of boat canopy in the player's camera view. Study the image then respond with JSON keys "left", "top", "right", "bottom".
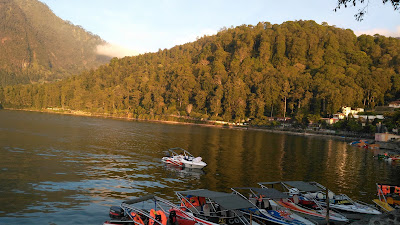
{"left": 282, "top": 181, "right": 324, "bottom": 192}
{"left": 232, "top": 187, "right": 290, "bottom": 200}
{"left": 177, "top": 189, "right": 254, "bottom": 210}
{"left": 251, "top": 188, "right": 290, "bottom": 199}
{"left": 257, "top": 181, "right": 281, "bottom": 186}
{"left": 123, "top": 195, "right": 155, "bottom": 204}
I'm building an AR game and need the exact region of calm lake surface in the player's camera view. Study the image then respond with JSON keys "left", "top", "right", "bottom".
{"left": 0, "top": 110, "right": 399, "bottom": 224}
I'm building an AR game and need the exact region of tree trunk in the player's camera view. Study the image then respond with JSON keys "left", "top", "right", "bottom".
{"left": 271, "top": 105, "right": 274, "bottom": 118}
{"left": 283, "top": 96, "right": 287, "bottom": 118}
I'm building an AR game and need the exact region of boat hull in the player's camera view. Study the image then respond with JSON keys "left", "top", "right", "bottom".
{"left": 372, "top": 199, "right": 395, "bottom": 212}
{"left": 182, "top": 162, "right": 207, "bottom": 169}
{"left": 277, "top": 201, "right": 348, "bottom": 225}
{"left": 161, "top": 154, "right": 207, "bottom": 169}
{"left": 162, "top": 157, "right": 183, "bottom": 166}
{"left": 330, "top": 208, "right": 377, "bottom": 221}
{"left": 242, "top": 209, "right": 316, "bottom": 225}
{"left": 317, "top": 202, "right": 381, "bottom": 221}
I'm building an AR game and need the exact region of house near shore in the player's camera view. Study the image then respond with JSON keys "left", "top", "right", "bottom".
{"left": 389, "top": 100, "right": 400, "bottom": 108}
{"left": 275, "top": 117, "right": 291, "bottom": 122}
{"left": 332, "top": 113, "right": 345, "bottom": 120}
{"left": 322, "top": 106, "right": 367, "bottom": 124}
{"left": 375, "top": 133, "right": 400, "bottom": 142}
{"left": 353, "top": 115, "right": 384, "bottom": 120}
{"left": 341, "top": 106, "right": 364, "bottom": 117}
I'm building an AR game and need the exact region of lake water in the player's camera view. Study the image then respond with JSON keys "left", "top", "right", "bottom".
{"left": 0, "top": 110, "right": 399, "bottom": 224}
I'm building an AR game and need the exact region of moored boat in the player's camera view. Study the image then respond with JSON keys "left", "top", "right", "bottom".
{"left": 373, "top": 183, "right": 400, "bottom": 212}
{"left": 349, "top": 140, "right": 379, "bottom": 149}
{"left": 375, "top": 153, "right": 400, "bottom": 161}
{"left": 176, "top": 189, "right": 259, "bottom": 225}
{"left": 258, "top": 182, "right": 348, "bottom": 224}
{"left": 162, "top": 147, "right": 207, "bottom": 169}
{"left": 104, "top": 195, "right": 198, "bottom": 225}
{"left": 283, "top": 181, "right": 381, "bottom": 221}
{"left": 231, "top": 187, "right": 317, "bottom": 225}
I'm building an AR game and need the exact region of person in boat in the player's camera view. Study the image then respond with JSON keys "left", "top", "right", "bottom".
{"left": 255, "top": 195, "right": 265, "bottom": 209}
{"left": 167, "top": 210, "right": 179, "bottom": 225}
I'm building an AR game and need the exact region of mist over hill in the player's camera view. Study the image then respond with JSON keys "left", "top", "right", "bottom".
{"left": 0, "top": 0, "right": 112, "bottom": 87}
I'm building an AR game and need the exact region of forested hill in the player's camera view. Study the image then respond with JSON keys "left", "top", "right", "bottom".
{"left": 2, "top": 20, "right": 400, "bottom": 123}
{"left": 0, "top": 0, "right": 111, "bottom": 87}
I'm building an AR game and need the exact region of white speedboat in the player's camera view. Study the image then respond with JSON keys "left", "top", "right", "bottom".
{"left": 161, "top": 147, "right": 207, "bottom": 169}
{"left": 258, "top": 182, "right": 349, "bottom": 224}
{"left": 231, "top": 187, "right": 317, "bottom": 225}
{"left": 282, "top": 181, "right": 381, "bottom": 221}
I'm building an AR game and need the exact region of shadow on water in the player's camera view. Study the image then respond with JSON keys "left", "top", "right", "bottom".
{"left": 0, "top": 110, "right": 399, "bottom": 224}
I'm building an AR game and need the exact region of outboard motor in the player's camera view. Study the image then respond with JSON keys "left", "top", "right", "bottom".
{"left": 109, "top": 206, "right": 124, "bottom": 219}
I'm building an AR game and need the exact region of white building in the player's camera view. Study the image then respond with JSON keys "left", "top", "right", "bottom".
{"left": 353, "top": 115, "right": 384, "bottom": 120}
{"left": 389, "top": 101, "right": 400, "bottom": 108}
{"left": 341, "top": 106, "right": 364, "bottom": 117}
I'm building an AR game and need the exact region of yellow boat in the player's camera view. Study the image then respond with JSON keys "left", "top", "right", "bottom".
{"left": 373, "top": 183, "right": 400, "bottom": 212}
{"left": 372, "top": 199, "right": 395, "bottom": 212}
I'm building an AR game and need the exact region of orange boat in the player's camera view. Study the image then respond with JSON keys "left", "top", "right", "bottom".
{"left": 104, "top": 195, "right": 198, "bottom": 225}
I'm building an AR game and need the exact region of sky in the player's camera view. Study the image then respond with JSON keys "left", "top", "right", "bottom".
{"left": 40, "top": 0, "right": 400, "bottom": 58}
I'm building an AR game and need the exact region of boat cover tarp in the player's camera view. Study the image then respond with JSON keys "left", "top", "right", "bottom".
{"left": 282, "top": 181, "right": 324, "bottom": 192}
{"left": 177, "top": 189, "right": 253, "bottom": 210}
{"left": 250, "top": 188, "right": 290, "bottom": 199}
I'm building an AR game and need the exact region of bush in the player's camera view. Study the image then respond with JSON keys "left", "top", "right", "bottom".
{"left": 201, "top": 114, "right": 209, "bottom": 120}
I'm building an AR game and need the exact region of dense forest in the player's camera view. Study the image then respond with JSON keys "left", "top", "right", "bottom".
{"left": 0, "top": 0, "right": 110, "bottom": 87}
{"left": 1, "top": 20, "right": 400, "bottom": 123}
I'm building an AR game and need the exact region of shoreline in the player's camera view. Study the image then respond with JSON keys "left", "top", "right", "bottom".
{"left": 3, "top": 107, "right": 373, "bottom": 143}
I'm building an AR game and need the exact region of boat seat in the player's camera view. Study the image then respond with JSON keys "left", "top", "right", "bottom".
{"left": 328, "top": 192, "right": 334, "bottom": 199}
{"left": 316, "top": 192, "right": 324, "bottom": 199}
{"left": 220, "top": 210, "right": 228, "bottom": 217}
{"left": 263, "top": 199, "right": 271, "bottom": 210}
{"left": 249, "top": 198, "right": 257, "bottom": 206}
{"left": 203, "top": 204, "right": 211, "bottom": 216}
{"left": 292, "top": 194, "right": 299, "bottom": 204}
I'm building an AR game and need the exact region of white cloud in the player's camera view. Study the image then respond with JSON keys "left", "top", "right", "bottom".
{"left": 354, "top": 26, "right": 400, "bottom": 37}
{"left": 96, "top": 43, "right": 139, "bottom": 58}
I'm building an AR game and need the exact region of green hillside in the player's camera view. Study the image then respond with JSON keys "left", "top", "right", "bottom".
{"left": 2, "top": 21, "right": 400, "bottom": 123}
{"left": 0, "top": 0, "right": 110, "bottom": 87}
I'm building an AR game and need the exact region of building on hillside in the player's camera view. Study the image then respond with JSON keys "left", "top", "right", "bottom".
{"left": 388, "top": 100, "right": 400, "bottom": 108}
{"left": 332, "top": 113, "right": 345, "bottom": 120}
{"left": 275, "top": 117, "right": 291, "bottom": 122}
{"left": 341, "top": 106, "right": 364, "bottom": 117}
{"left": 322, "top": 107, "right": 366, "bottom": 125}
{"left": 375, "top": 133, "right": 400, "bottom": 142}
{"left": 353, "top": 115, "right": 384, "bottom": 120}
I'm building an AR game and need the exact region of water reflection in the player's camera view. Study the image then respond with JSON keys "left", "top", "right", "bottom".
{"left": 1, "top": 110, "right": 400, "bottom": 224}
{"left": 163, "top": 164, "right": 205, "bottom": 179}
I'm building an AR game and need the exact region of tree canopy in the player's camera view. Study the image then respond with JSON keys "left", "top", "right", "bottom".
{"left": 1, "top": 20, "right": 400, "bottom": 123}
